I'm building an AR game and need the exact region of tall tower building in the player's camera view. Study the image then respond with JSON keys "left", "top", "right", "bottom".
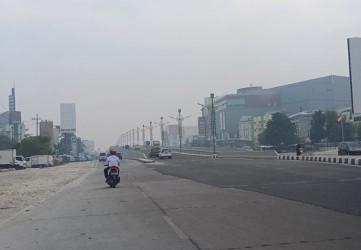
{"left": 60, "top": 103, "right": 76, "bottom": 155}
{"left": 60, "top": 103, "right": 76, "bottom": 134}
{"left": 8, "top": 87, "right": 22, "bottom": 142}
{"left": 9, "top": 87, "right": 15, "bottom": 111}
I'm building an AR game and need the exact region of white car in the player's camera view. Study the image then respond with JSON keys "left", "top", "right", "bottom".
{"left": 158, "top": 148, "right": 172, "bottom": 159}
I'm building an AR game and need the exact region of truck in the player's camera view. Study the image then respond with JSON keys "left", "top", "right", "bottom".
{"left": 148, "top": 140, "right": 161, "bottom": 158}
{"left": 15, "top": 155, "right": 26, "bottom": 168}
{"left": 152, "top": 140, "right": 160, "bottom": 147}
{"left": 0, "top": 149, "right": 16, "bottom": 168}
{"left": 30, "top": 155, "right": 54, "bottom": 168}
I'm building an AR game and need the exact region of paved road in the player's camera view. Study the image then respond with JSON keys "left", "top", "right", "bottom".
{"left": 1, "top": 158, "right": 361, "bottom": 249}
{"left": 149, "top": 154, "right": 361, "bottom": 216}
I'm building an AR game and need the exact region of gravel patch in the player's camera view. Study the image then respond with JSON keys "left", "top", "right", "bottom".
{"left": 0, "top": 161, "right": 97, "bottom": 222}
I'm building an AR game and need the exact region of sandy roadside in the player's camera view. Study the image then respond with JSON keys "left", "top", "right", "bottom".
{"left": 0, "top": 161, "right": 97, "bottom": 223}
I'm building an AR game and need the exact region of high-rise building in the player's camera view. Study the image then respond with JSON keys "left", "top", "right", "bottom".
{"left": 40, "top": 120, "right": 54, "bottom": 138}
{"left": 0, "top": 87, "right": 22, "bottom": 142}
{"left": 60, "top": 103, "right": 76, "bottom": 155}
{"left": 348, "top": 37, "right": 361, "bottom": 115}
{"left": 60, "top": 103, "right": 76, "bottom": 134}
{"left": 9, "top": 88, "right": 15, "bottom": 112}
{"left": 40, "top": 120, "right": 57, "bottom": 149}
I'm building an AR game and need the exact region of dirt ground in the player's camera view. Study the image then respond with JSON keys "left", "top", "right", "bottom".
{"left": 0, "top": 161, "right": 97, "bottom": 223}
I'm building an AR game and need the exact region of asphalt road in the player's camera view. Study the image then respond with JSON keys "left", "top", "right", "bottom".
{"left": 1, "top": 158, "right": 361, "bottom": 249}
{"left": 149, "top": 154, "right": 361, "bottom": 216}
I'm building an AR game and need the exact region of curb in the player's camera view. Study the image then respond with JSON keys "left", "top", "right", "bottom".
{"left": 278, "top": 155, "right": 361, "bottom": 166}
{"left": 135, "top": 158, "right": 154, "bottom": 163}
{"left": 173, "top": 152, "right": 218, "bottom": 159}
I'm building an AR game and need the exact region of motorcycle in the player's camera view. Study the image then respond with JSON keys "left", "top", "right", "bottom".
{"left": 106, "top": 166, "right": 120, "bottom": 188}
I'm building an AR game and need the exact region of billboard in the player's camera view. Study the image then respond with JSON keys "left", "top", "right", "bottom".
{"left": 60, "top": 103, "right": 76, "bottom": 133}
{"left": 348, "top": 37, "right": 361, "bottom": 114}
{"left": 9, "top": 111, "right": 21, "bottom": 124}
{"left": 198, "top": 117, "right": 206, "bottom": 135}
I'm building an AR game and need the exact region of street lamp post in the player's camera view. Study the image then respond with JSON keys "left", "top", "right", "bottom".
{"left": 132, "top": 128, "right": 135, "bottom": 147}
{"left": 142, "top": 125, "right": 146, "bottom": 146}
{"left": 161, "top": 117, "right": 164, "bottom": 147}
{"left": 170, "top": 109, "right": 190, "bottom": 152}
{"left": 197, "top": 103, "right": 208, "bottom": 146}
{"left": 210, "top": 93, "right": 216, "bottom": 155}
{"left": 149, "top": 122, "right": 153, "bottom": 145}
{"left": 136, "top": 127, "right": 140, "bottom": 146}
{"left": 154, "top": 117, "right": 169, "bottom": 147}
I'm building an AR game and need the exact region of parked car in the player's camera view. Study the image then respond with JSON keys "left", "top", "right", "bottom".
{"left": 124, "top": 145, "right": 130, "bottom": 150}
{"left": 158, "top": 148, "right": 172, "bottom": 159}
{"left": 134, "top": 145, "right": 141, "bottom": 150}
{"left": 99, "top": 152, "right": 107, "bottom": 162}
{"left": 338, "top": 141, "right": 361, "bottom": 155}
{"left": 148, "top": 148, "right": 160, "bottom": 158}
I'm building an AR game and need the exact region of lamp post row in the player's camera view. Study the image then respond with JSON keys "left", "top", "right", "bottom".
{"left": 118, "top": 93, "right": 217, "bottom": 154}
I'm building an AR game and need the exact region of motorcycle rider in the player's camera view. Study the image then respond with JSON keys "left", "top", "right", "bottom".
{"left": 104, "top": 149, "right": 121, "bottom": 182}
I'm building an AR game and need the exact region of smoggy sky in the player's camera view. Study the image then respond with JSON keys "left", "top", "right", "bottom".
{"left": 0, "top": 0, "right": 360, "bottom": 150}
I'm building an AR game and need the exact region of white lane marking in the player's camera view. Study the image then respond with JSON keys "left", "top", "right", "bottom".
{"left": 128, "top": 175, "right": 148, "bottom": 197}
{"left": 128, "top": 173, "right": 188, "bottom": 240}
{"left": 163, "top": 215, "right": 188, "bottom": 240}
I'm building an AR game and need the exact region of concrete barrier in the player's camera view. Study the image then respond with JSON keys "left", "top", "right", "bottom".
{"left": 277, "top": 153, "right": 361, "bottom": 168}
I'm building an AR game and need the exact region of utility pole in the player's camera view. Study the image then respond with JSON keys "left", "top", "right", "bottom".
{"left": 170, "top": 109, "right": 190, "bottom": 152}
{"left": 32, "top": 114, "right": 41, "bottom": 136}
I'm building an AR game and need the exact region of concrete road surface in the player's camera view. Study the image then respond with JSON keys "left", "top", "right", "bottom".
{"left": 1, "top": 159, "right": 361, "bottom": 249}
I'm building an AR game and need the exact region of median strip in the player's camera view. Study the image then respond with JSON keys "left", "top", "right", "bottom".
{"left": 278, "top": 154, "right": 361, "bottom": 166}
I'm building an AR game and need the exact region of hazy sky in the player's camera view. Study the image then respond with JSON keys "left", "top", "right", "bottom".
{"left": 1, "top": 0, "right": 360, "bottom": 150}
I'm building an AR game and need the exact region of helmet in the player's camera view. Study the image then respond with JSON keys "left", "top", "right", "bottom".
{"left": 110, "top": 149, "right": 116, "bottom": 155}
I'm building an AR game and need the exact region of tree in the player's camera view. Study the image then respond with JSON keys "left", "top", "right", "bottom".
{"left": 76, "top": 137, "right": 85, "bottom": 154}
{"left": 310, "top": 111, "right": 326, "bottom": 143}
{"left": 356, "top": 123, "right": 361, "bottom": 140}
{"left": 325, "top": 110, "right": 341, "bottom": 143}
{"left": 258, "top": 112, "right": 298, "bottom": 148}
{"left": 343, "top": 120, "right": 355, "bottom": 141}
{"left": 15, "top": 136, "right": 53, "bottom": 157}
